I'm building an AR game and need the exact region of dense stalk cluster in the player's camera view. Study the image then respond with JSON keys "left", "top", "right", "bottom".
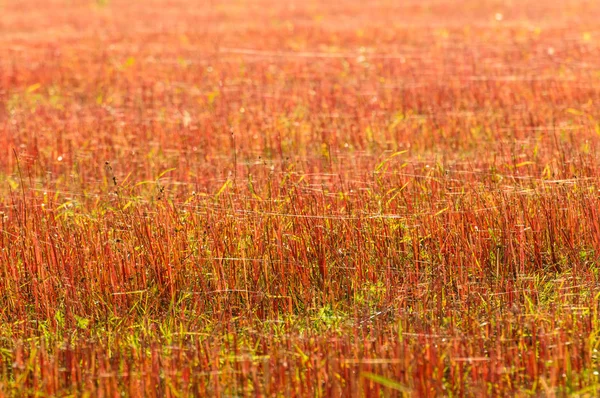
{"left": 1, "top": 0, "right": 600, "bottom": 395}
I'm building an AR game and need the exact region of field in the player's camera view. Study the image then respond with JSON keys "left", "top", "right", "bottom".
{"left": 1, "top": 0, "right": 600, "bottom": 396}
